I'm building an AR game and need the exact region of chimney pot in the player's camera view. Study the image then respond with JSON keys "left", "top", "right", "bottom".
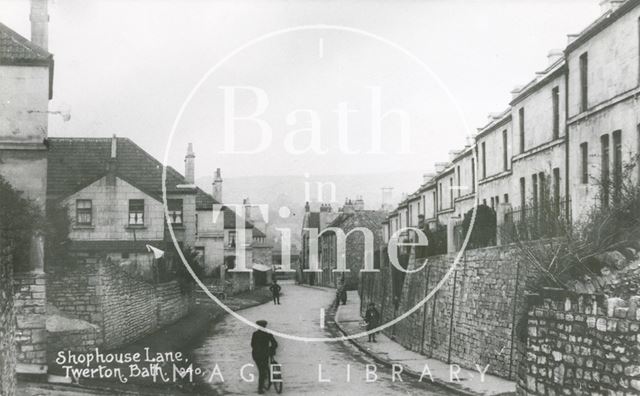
{"left": 110, "top": 134, "right": 117, "bottom": 159}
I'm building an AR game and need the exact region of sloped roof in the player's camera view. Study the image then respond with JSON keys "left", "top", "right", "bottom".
{"left": 47, "top": 137, "right": 253, "bottom": 230}
{"left": 0, "top": 22, "right": 51, "bottom": 66}
{"left": 47, "top": 137, "right": 188, "bottom": 201}
{"left": 328, "top": 210, "right": 387, "bottom": 233}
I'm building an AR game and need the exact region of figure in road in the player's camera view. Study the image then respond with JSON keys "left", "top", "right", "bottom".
{"left": 269, "top": 279, "right": 282, "bottom": 305}
{"left": 251, "top": 319, "right": 278, "bottom": 394}
{"left": 365, "top": 302, "right": 380, "bottom": 342}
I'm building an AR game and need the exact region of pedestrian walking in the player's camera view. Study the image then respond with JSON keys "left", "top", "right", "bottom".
{"left": 340, "top": 287, "right": 347, "bottom": 305}
{"left": 251, "top": 320, "right": 278, "bottom": 394}
{"left": 269, "top": 279, "right": 282, "bottom": 305}
{"left": 365, "top": 302, "right": 380, "bottom": 342}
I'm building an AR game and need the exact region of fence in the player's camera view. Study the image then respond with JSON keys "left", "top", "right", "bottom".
{"left": 501, "top": 198, "right": 571, "bottom": 243}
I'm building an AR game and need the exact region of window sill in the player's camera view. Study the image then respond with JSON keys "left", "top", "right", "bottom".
{"left": 170, "top": 224, "right": 185, "bottom": 230}
{"left": 126, "top": 225, "right": 147, "bottom": 230}
{"left": 73, "top": 225, "right": 94, "bottom": 230}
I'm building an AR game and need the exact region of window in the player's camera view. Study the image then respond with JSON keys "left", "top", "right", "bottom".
{"left": 520, "top": 178, "right": 526, "bottom": 208}
{"left": 471, "top": 158, "right": 476, "bottom": 192}
{"left": 228, "top": 231, "right": 236, "bottom": 247}
{"left": 432, "top": 191, "right": 437, "bottom": 216}
{"left": 601, "top": 134, "right": 610, "bottom": 207}
{"left": 168, "top": 199, "right": 183, "bottom": 225}
{"left": 502, "top": 130, "right": 508, "bottom": 171}
{"left": 417, "top": 202, "right": 421, "bottom": 217}
{"left": 128, "top": 199, "right": 144, "bottom": 225}
{"left": 456, "top": 166, "right": 461, "bottom": 197}
{"left": 449, "top": 177, "right": 454, "bottom": 207}
{"left": 539, "top": 172, "right": 546, "bottom": 205}
{"left": 76, "top": 199, "right": 92, "bottom": 226}
{"left": 504, "top": 193, "right": 509, "bottom": 203}
{"left": 438, "top": 184, "right": 443, "bottom": 211}
{"left": 490, "top": 197, "right": 495, "bottom": 209}
{"left": 580, "top": 142, "right": 589, "bottom": 184}
{"left": 552, "top": 86, "right": 560, "bottom": 139}
{"left": 519, "top": 108, "right": 525, "bottom": 153}
{"left": 532, "top": 174, "right": 538, "bottom": 209}
{"left": 613, "top": 130, "right": 622, "bottom": 204}
{"left": 481, "top": 142, "right": 487, "bottom": 179}
{"left": 579, "top": 52, "right": 589, "bottom": 112}
{"left": 553, "top": 168, "right": 561, "bottom": 212}
{"left": 495, "top": 195, "right": 499, "bottom": 205}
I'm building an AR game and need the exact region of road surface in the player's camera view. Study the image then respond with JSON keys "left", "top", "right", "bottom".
{"left": 190, "top": 282, "right": 455, "bottom": 395}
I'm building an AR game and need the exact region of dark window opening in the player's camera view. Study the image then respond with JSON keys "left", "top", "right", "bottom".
{"left": 613, "top": 130, "right": 622, "bottom": 204}
{"left": 579, "top": 52, "right": 589, "bottom": 112}
{"left": 580, "top": 142, "right": 589, "bottom": 184}
{"left": 502, "top": 130, "right": 508, "bottom": 171}
{"left": 168, "top": 199, "right": 183, "bottom": 225}
{"left": 552, "top": 86, "right": 560, "bottom": 139}
{"left": 520, "top": 178, "right": 526, "bottom": 209}
{"left": 519, "top": 108, "right": 525, "bottom": 153}
{"left": 601, "top": 134, "right": 610, "bottom": 207}
{"left": 481, "top": 142, "right": 487, "bottom": 179}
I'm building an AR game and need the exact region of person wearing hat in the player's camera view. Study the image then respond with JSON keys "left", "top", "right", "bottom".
{"left": 251, "top": 320, "right": 278, "bottom": 394}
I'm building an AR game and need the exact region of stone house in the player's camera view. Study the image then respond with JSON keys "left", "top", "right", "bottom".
{"left": 566, "top": 0, "right": 640, "bottom": 220}
{"left": 317, "top": 199, "right": 386, "bottom": 290}
{"left": 300, "top": 202, "right": 339, "bottom": 285}
{"left": 0, "top": 1, "right": 52, "bottom": 379}
{"left": 47, "top": 136, "right": 266, "bottom": 292}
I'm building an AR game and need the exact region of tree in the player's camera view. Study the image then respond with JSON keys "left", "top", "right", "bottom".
{"left": 461, "top": 205, "right": 496, "bottom": 249}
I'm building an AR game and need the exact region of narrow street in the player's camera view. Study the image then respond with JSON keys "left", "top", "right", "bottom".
{"left": 190, "top": 282, "right": 455, "bottom": 395}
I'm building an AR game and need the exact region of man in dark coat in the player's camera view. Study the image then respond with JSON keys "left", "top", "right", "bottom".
{"left": 365, "top": 303, "right": 380, "bottom": 342}
{"left": 269, "top": 279, "right": 281, "bottom": 305}
{"left": 251, "top": 320, "right": 278, "bottom": 394}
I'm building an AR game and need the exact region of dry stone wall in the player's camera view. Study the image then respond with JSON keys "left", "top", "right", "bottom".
{"left": 517, "top": 289, "right": 640, "bottom": 395}
{"left": 0, "top": 236, "right": 16, "bottom": 396}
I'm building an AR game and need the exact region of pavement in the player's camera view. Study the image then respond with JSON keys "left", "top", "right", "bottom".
{"left": 334, "top": 290, "right": 517, "bottom": 396}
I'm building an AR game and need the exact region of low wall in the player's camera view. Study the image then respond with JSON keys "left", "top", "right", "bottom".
{"left": 360, "top": 242, "right": 546, "bottom": 380}
{"left": 13, "top": 272, "right": 47, "bottom": 372}
{"left": 517, "top": 290, "right": 640, "bottom": 395}
{"left": 0, "top": 237, "right": 16, "bottom": 396}
{"left": 48, "top": 254, "right": 193, "bottom": 350}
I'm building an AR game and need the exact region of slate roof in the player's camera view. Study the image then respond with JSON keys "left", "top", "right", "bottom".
{"left": 47, "top": 137, "right": 253, "bottom": 230}
{"left": 327, "top": 210, "right": 387, "bottom": 237}
{"left": 0, "top": 22, "right": 52, "bottom": 66}
{"left": 47, "top": 137, "right": 189, "bottom": 201}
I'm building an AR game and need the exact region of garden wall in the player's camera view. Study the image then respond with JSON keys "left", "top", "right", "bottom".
{"left": 48, "top": 253, "right": 193, "bottom": 350}
{"left": 360, "top": 241, "right": 548, "bottom": 380}
{"left": 517, "top": 290, "right": 640, "bottom": 395}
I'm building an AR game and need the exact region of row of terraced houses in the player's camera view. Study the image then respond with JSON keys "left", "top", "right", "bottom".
{"left": 383, "top": 0, "right": 640, "bottom": 248}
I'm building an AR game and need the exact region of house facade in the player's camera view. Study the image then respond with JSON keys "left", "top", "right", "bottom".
{"left": 47, "top": 136, "right": 268, "bottom": 292}
{"left": 383, "top": 0, "right": 640, "bottom": 246}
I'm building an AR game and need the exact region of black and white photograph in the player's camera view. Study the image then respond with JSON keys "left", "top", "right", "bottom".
{"left": 1, "top": 0, "right": 640, "bottom": 395}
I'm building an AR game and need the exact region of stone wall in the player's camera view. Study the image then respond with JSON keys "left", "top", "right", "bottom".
{"left": 517, "top": 290, "right": 640, "bottom": 395}
{"left": 13, "top": 272, "right": 47, "bottom": 373}
{"left": 0, "top": 236, "right": 16, "bottom": 396}
{"left": 48, "top": 254, "right": 192, "bottom": 350}
{"left": 360, "top": 242, "right": 547, "bottom": 380}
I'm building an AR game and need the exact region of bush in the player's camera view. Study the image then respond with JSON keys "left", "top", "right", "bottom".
{"left": 0, "top": 175, "right": 43, "bottom": 271}
{"left": 461, "top": 205, "right": 496, "bottom": 249}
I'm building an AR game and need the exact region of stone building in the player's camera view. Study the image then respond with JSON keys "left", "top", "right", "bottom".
{"left": 300, "top": 202, "right": 339, "bottom": 285}
{"left": 0, "top": 0, "right": 52, "bottom": 381}
{"left": 47, "top": 137, "right": 266, "bottom": 292}
{"left": 383, "top": 0, "right": 640, "bottom": 247}
{"left": 317, "top": 199, "right": 386, "bottom": 290}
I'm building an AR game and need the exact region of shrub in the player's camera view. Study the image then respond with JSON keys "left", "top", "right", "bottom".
{"left": 461, "top": 204, "right": 496, "bottom": 249}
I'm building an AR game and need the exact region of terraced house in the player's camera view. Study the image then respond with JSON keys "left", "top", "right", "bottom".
{"left": 384, "top": 0, "right": 640, "bottom": 250}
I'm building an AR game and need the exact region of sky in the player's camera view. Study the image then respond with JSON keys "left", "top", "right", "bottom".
{"left": 0, "top": 0, "right": 602, "bottom": 179}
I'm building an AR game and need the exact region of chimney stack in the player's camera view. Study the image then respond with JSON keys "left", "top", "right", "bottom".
{"left": 212, "top": 168, "right": 223, "bottom": 202}
{"left": 354, "top": 196, "right": 365, "bottom": 211}
{"left": 547, "top": 49, "right": 563, "bottom": 66}
{"left": 305, "top": 201, "right": 310, "bottom": 212}
{"left": 434, "top": 162, "right": 448, "bottom": 173}
{"left": 30, "top": 0, "right": 49, "bottom": 50}
{"left": 381, "top": 187, "right": 393, "bottom": 211}
{"left": 600, "top": 0, "right": 625, "bottom": 13}
{"left": 185, "top": 143, "right": 195, "bottom": 184}
{"left": 107, "top": 134, "right": 117, "bottom": 186}
{"left": 567, "top": 34, "right": 580, "bottom": 45}
{"left": 243, "top": 197, "right": 251, "bottom": 221}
